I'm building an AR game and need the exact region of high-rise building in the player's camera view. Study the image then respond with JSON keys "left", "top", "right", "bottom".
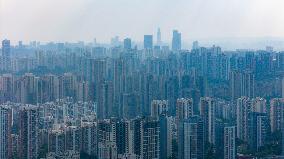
{"left": 42, "top": 74, "right": 60, "bottom": 102}
{"left": 122, "top": 93, "right": 141, "bottom": 119}
{"left": 178, "top": 116, "right": 204, "bottom": 159}
{"left": 87, "top": 59, "right": 106, "bottom": 85}
{"left": 0, "top": 74, "right": 14, "bottom": 102}
{"left": 124, "top": 38, "right": 132, "bottom": 50}
{"left": 236, "top": 97, "right": 252, "bottom": 141}
{"left": 282, "top": 77, "right": 284, "bottom": 98}
{"left": 77, "top": 81, "right": 89, "bottom": 102}
{"left": 48, "top": 130, "right": 65, "bottom": 156}
{"left": 248, "top": 112, "right": 268, "bottom": 151}
{"left": 97, "top": 119, "right": 116, "bottom": 144}
{"left": 151, "top": 100, "right": 168, "bottom": 118}
{"left": 224, "top": 126, "right": 236, "bottom": 159}
{"left": 282, "top": 107, "right": 284, "bottom": 156}
{"left": 215, "top": 119, "right": 225, "bottom": 157}
{"left": 159, "top": 116, "right": 174, "bottom": 159}
{"left": 241, "top": 71, "right": 255, "bottom": 98}
{"left": 18, "top": 105, "right": 39, "bottom": 159}
{"left": 252, "top": 97, "right": 267, "bottom": 113}
{"left": 18, "top": 41, "right": 23, "bottom": 48}
{"left": 98, "top": 141, "right": 118, "bottom": 159}
{"left": 1, "top": 39, "right": 11, "bottom": 71}
{"left": 176, "top": 98, "right": 193, "bottom": 123}
{"left": 172, "top": 30, "right": 181, "bottom": 51}
{"left": 60, "top": 73, "right": 77, "bottom": 99}
{"left": 144, "top": 35, "right": 153, "bottom": 49}
{"left": 157, "top": 28, "right": 162, "bottom": 46}
{"left": 200, "top": 97, "right": 216, "bottom": 144}
{"left": 0, "top": 105, "right": 12, "bottom": 159}
{"left": 81, "top": 122, "right": 98, "bottom": 157}
{"left": 216, "top": 54, "right": 229, "bottom": 81}
{"left": 230, "top": 71, "right": 255, "bottom": 100}
{"left": 270, "top": 98, "right": 284, "bottom": 132}
{"left": 111, "top": 36, "right": 120, "bottom": 47}
{"left": 132, "top": 118, "right": 143, "bottom": 157}
{"left": 115, "top": 120, "right": 131, "bottom": 157}
{"left": 2, "top": 39, "right": 11, "bottom": 57}
{"left": 65, "top": 126, "right": 81, "bottom": 152}
{"left": 142, "top": 118, "right": 160, "bottom": 159}
{"left": 97, "top": 81, "right": 114, "bottom": 119}
{"left": 229, "top": 71, "right": 242, "bottom": 100}
{"left": 192, "top": 41, "right": 199, "bottom": 50}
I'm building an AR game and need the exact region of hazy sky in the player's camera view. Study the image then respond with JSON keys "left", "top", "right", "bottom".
{"left": 1, "top": 0, "right": 284, "bottom": 44}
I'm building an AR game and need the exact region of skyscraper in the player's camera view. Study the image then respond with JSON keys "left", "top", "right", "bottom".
{"left": 270, "top": 98, "right": 284, "bottom": 132}
{"left": 248, "top": 112, "right": 268, "bottom": 151}
{"left": 2, "top": 39, "right": 11, "bottom": 57}
{"left": 81, "top": 122, "right": 98, "bottom": 157}
{"left": 159, "top": 115, "right": 174, "bottom": 159}
{"left": 142, "top": 118, "right": 160, "bottom": 159}
{"left": 1, "top": 39, "right": 11, "bottom": 71}
{"left": 230, "top": 71, "right": 255, "bottom": 100}
{"left": 132, "top": 118, "right": 143, "bottom": 157}
{"left": 229, "top": 71, "right": 242, "bottom": 100}
{"left": 236, "top": 97, "right": 252, "bottom": 141}
{"left": 115, "top": 120, "right": 131, "bottom": 157}
{"left": 176, "top": 98, "right": 193, "bottom": 123}
{"left": 144, "top": 35, "right": 153, "bottom": 49}
{"left": 151, "top": 100, "right": 168, "bottom": 118}
{"left": 98, "top": 141, "right": 118, "bottom": 159}
{"left": 0, "top": 105, "right": 12, "bottom": 159}
{"left": 252, "top": 97, "right": 267, "bottom": 113}
{"left": 241, "top": 71, "right": 255, "bottom": 98}
{"left": 157, "top": 28, "right": 161, "bottom": 46}
{"left": 97, "top": 81, "right": 114, "bottom": 119}
{"left": 123, "top": 38, "right": 132, "bottom": 50}
{"left": 122, "top": 93, "right": 140, "bottom": 119}
{"left": 18, "top": 105, "right": 39, "bottom": 159}
{"left": 111, "top": 36, "right": 120, "bottom": 47}
{"left": 65, "top": 126, "right": 81, "bottom": 152}
{"left": 48, "top": 130, "right": 66, "bottom": 155}
{"left": 200, "top": 97, "right": 216, "bottom": 144}
{"left": 282, "top": 77, "right": 284, "bottom": 98}
{"left": 224, "top": 126, "right": 236, "bottom": 159}
{"left": 282, "top": 107, "right": 284, "bottom": 156}
{"left": 178, "top": 116, "right": 204, "bottom": 159}
{"left": 172, "top": 30, "right": 181, "bottom": 51}
{"left": 192, "top": 41, "right": 199, "bottom": 50}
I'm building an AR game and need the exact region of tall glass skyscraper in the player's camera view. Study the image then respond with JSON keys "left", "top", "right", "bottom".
{"left": 172, "top": 30, "right": 181, "bottom": 51}
{"left": 144, "top": 35, "right": 153, "bottom": 49}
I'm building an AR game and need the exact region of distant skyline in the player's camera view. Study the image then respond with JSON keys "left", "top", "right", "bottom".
{"left": 1, "top": 0, "right": 284, "bottom": 44}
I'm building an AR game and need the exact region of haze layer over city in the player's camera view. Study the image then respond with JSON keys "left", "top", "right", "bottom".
{"left": 0, "top": 0, "right": 284, "bottom": 159}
